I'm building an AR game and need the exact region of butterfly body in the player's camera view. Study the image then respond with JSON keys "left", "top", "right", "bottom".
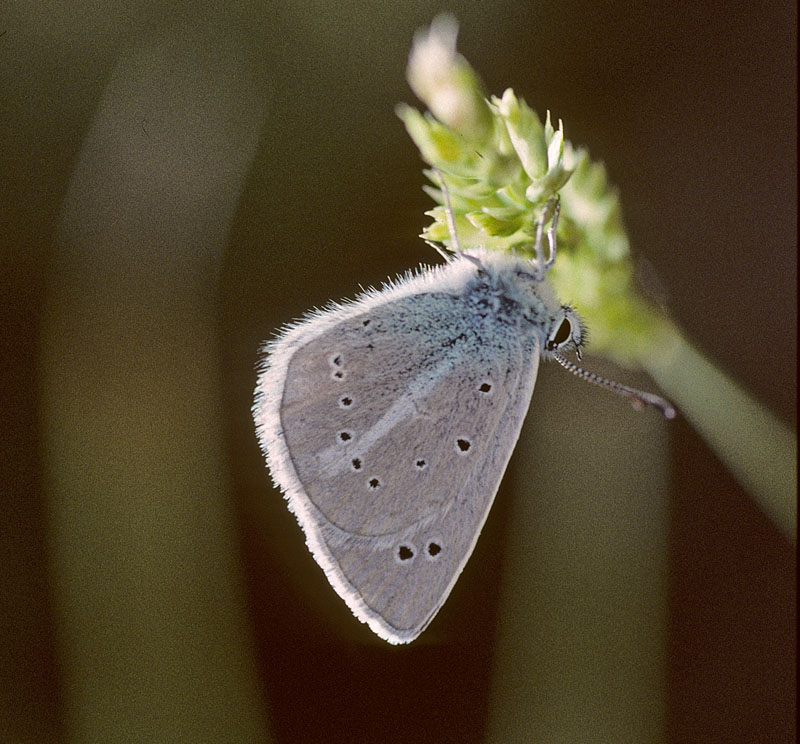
{"left": 253, "top": 249, "right": 582, "bottom": 643}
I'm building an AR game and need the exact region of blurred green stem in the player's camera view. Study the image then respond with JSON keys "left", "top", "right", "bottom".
{"left": 646, "top": 322, "right": 797, "bottom": 541}
{"left": 488, "top": 362, "right": 669, "bottom": 742}
{"left": 40, "top": 32, "right": 271, "bottom": 743}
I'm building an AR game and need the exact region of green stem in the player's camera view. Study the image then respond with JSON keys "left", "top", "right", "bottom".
{"left": 645, "top": 322, "right": 797, "bottom": 541}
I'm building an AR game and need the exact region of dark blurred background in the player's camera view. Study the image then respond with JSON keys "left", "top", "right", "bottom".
{"left": 2, "top": 2, "right": 795, "bottom": 742}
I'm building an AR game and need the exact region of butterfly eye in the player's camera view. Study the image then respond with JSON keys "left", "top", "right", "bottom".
{"left": 546, "top": 306, "right": 585, "bottom": 354}
{"left": 552, "top": 317, "right": 572, "bottom": 347}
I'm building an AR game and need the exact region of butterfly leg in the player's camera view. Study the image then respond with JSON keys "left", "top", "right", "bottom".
{"left": 532, "top": 195, "right": 560, "bottom": 280}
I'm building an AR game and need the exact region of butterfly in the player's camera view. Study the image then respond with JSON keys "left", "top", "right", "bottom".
{"left": 252, "top": 187, "right": 674, "bottom": 643}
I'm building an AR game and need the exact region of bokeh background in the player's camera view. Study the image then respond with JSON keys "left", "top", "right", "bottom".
{"left": 2, "top": 2, "right": 795, "bottom": 743}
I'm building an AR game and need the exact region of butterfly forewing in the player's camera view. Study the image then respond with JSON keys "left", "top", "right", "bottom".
{"left": 267, "top": 289, "right": 540, "bottom": 642}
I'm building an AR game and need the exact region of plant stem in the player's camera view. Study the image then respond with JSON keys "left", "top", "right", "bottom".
{"left": 645, "top": 322, "right": 797, "bottom": 541}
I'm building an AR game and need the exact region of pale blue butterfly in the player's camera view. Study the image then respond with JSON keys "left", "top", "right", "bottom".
{"left": 252, "top": 176, "right": 674, "bottom": 644}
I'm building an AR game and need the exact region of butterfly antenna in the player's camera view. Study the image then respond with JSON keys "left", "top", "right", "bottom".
{"left": 552, "top": 350, "right": 676, "bottom": 419}
{"left": 433, "top": 166, "right": 462, "bottom": 254}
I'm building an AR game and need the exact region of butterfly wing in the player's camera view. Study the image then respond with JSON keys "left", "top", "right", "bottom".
{"left": 254, "top": 286, "right": 540, "bottom": 643}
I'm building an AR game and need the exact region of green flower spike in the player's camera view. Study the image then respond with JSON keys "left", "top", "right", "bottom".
{"left": 398, "top": 16, "right": 796, "bottom": 540}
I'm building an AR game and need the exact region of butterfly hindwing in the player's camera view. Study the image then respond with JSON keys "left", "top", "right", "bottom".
{"left": 256, "top": 287, "right": 540, "bottom": 642}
